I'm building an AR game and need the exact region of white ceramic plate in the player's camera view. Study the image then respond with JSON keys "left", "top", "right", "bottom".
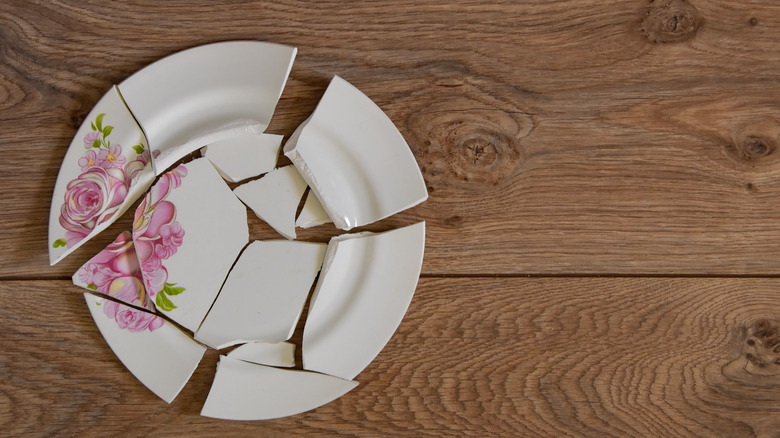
{"left": 284, "top": 76, "right": 428, "bottom": 230}
{"left": 201, "top": 356, "right": 357, "bottom": 420}
{"left": 201, "top": 133, "right": 283, "bottom": 183}
{"left": 195, "top": 240, "right": 326, "bottom": 349}
{"left": 49, "top": 86, "right": 154, "bottom": 265}
{"left": 132, "top": 157, "right": 248, "bottom": 332}
{"left": 84, "top": 292, "right": 206, "bottom": 403}
{"left": 72, "top": 231, "right": 154, "bottom": 311}
{"left": 119, "top": 41, "right": 296, "bottom": 175}
{"left": 226, "top": 342, "right": 296, "bottom": 368}
{"left": 302, "top": 222, "right": 426, "bottom": 380}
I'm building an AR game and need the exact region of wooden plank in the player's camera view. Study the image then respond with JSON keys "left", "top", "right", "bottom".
{"left": 2, "top": 0, "right": 780, "bottom": 277}
{"left": 1, "top": 278, "right": 779, "bottom": 436}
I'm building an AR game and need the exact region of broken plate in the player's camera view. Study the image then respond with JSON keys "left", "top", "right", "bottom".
{"left": 233, "top": 165, "right": 308, "bottom": 240}
{"left": 303, "top": 222, "right": 425, "bottom": 380}
{"left": 84, "top": 292, "right": 206, "bottom": 403}
{"left": 132, "top": 157, "right": 248, "bottom": 332}
{"left": 284, "top": 76, "right": 428, "bottom": 230}
{"left": 72, "top": 231, "right": 154, "bottom": 311}
{"left": 118, "top": 41, "right": 296, "bottom": 175}
{"left": 195, "top": 240, "right": 326, "bottom": 349}
{"left": 296, "top": 190, "right": 333, "bottom": 229}
{"left": 227, "top": 342, "right": 296, "bottom": 368}
{"left": 49, "top": 86, "right": 155, "bottom": 265}
{"left": 201, "top": 133, "right": 283, "bottom": 183}
{"left": 201, "top": 356, "right": 358, "bottom": 420}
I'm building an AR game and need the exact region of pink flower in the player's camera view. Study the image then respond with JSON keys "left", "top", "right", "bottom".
{"left": 83, "top": 131, "right": 101, "bottom": 148}
{"left": 78, "top": 150, "right": 102, "bottom": 171}
{"left": 98, "top": 144, "right": 126, "bottom": 168}
{"left": 59, "top": 167, "right": 128, "bottom": 248}
{"left": 154, "top": 221, "right": 184, "bottom": 259}
{"left": 102, "top": 276, "right": 163, "bottom": 332}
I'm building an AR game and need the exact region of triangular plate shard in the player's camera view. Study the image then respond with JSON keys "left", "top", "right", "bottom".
{"left": 201, "top": 356, "right": 358, "bottom": 420}
{"left": 72, "top": 231, "right": 154, "bottom": 311}
{"left": 132, "top": 157, "right": 248, "bottom": 332}
{"left": 233, "top": 165, "right": 308, "bottom": 240}
{"left": 84, "top": 292, "right": 206, "bottom": 404}
{"left": 227, "top": 342, "right": 296, "bottom": 368}
{"left": 284, "top": 75, "right": 428, "bottom": 230}
{"left": 118, "top": 41, "right": 296, "bottom": 176}
{"left": 195, "top": 240, "right": 326, "bottom": 349}
{"left": 296, "top": 190, "right": 333, "bottom": 229}
{"left": 303, "top": 222, "right": 426, "bottom": 380}
{"left": 201, "top": 133, "right": 283, "bottom": 183}
{"left": 49, "top": 86, "right": 155, "bottom": 265}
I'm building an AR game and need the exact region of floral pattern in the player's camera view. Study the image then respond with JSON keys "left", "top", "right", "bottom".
{"left": 78, "top": 232, "right": 164, "bottom": 333}
{"left": 52, "top": 113, "right": 149, "bottom": 250}
{"left": 133, "top": 164, "right": 189, "bottom": 312}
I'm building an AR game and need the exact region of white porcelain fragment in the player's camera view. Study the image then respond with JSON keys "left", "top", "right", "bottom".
{"left": 296, "top": 191, "right": 333, "bottom": 229}
{"left": 284, "top": 76, "right": 428, "bottom": 230}
{"left": 49, "top": 86, "right": 154, "bottom": 265}
{"left": 84, "top": 292, "right": 206, "bottom": 403}
{"left": 303, "top": 222, "right": 425, "bottom": 380}
{"left": 233, "top": 166, "right": 308, "bottom": 239}
{"left": 72, "top": 231, "right": 154, "bottom": 311}
{"left": 195, "top": 240, "right": 326, "bottom": 349}
{"left": 201, "top": 356, "right": 358, "bottom": 420}
{"left": 118, "top": 41, "right": 296, "bottom": 175}
{"left": 201, "top": 133, "right": 283, "bottom": 183}
{"left": 227, "top": 342, "right": 296, "bottom": 368}
{"left": 132, "top": 157, "right": 248, "bottom": 332}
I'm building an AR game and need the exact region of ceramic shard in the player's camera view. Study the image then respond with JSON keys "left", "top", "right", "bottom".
{"left": 201, "top": 133, "right": 283, "bottom": 183}
{"left": 195, "top": 240, "right": 327, "bottom": 349}
{"left": 49, "top": 86, "right": 155, "bottom": 265}
{"left": 233, "top": 166, "right": 308, "bottom": 239}
{"left": 227, "top": 342, "right": 296, "bottom": 368}
{"left": 72, "top": 231, "right": 154, "bottom": 311}
{"left": 201, "top": 356, "right": 358, "bottom": 420}
{"left": 84, "top": 292, "right": 206, "bottom": 404}
{"left": 296, "top": 190, "right": 333, "bottom": 229}
{"left": 132, "top": 157, "right": 248, "bottom": 332}
{"left": 302, "top": 222, "right": 425, "bottom": 380}
{"left": 284, "top": 76, "right": 428, "bottom": 230}
{"left": 118, "top": 41, "right": 296, "bottom": 175}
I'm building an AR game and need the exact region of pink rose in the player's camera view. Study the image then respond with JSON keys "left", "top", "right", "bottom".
{"left": 155, "top": 221, "right": 184, "bottom": 259}
{"left": 59, "top": 167, "right": 128, "bottom": 248}
{"left": 83, "top": 131, "right": 101, "bottom": 148}
{"left": 98, "top": 144, "right": 127, "bottom": 168}
{"left": 102, "top": 276, "right": 163, "bottom": 332}
{"left": 78, "top": 150, "right": 102, "bottom": 171}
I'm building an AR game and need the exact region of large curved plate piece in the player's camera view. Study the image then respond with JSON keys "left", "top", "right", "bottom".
{"left": 201, "top": 356, "right": 357, "bottom": 420}
{"left": 49, "top": 86, "right": 154, "bottom": 265}
{"left": 84, "top": 292, "right": 206, "bottom": 404}
{"left": 119, "top": 41, "right": 296, "bottom": 175}
{"left": 302, "top": 222, "right": 426, "bottom": 380}
{"left": 284, "top": 76, "right": 428, "bottom": 230}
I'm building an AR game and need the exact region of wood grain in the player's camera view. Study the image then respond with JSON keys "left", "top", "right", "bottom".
{"left": 1, "top": 0, "right": 780, "bottom": 276}
{"left": 2, "top": 0, "right": 780, "bottom": 436}
{"left": 2, "top": 278, "right": 780, "bottom": 437}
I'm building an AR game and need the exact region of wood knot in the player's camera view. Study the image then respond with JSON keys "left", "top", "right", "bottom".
{"left": 409, "top": 107, "right": 533, "bottom": 190}
{"left": 639, "top": 0, "right": 702, "bottom": 44}
{"left": 741, "top": 319, "right": 780, "bottom": 376}
{"left": 724, "top": 134, "right": 778, "bottom": 168}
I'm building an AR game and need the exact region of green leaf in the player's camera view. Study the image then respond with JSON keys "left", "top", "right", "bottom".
{"left": 90, "top": 122, "right": 96, "bottom": 131}
{"left": 102, "top": 125, "right": 113, "bottom": 137}
{"left": 91, "top": 139, "right": 101, "bottom": 149}
{"left": 132, "top": 144, "right": 145, "bottom": 155}
{"left": 95, "top": 113, "right": 105, "bottom": 132}
{"left": 164, "top": 282, "right": 186, "bottom": 296}
{"left": 52, "top": 238, "right": 67, "bottom": 248}
{"left": 86, "top": 284, "right": 98, "bottom": 291}
{"left": 155, "top": 292, "right": 177, "bottom": 312}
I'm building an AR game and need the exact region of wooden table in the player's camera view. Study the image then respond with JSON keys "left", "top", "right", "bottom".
{"left": 2, "top": 1, "right": 779, "bottom": 436}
